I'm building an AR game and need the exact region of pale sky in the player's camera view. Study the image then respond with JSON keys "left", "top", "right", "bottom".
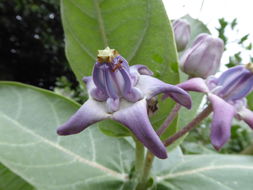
{"left": 163, "top": 0, "right": 253, "bottom": 66}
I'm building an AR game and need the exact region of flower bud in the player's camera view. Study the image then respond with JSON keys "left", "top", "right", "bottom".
{"left": 213, "top": 64, "right": 253, "bottom": 101}
{"left": 173, "top": 19, "right": 191, "bottom": 51}
{"left": 180, "top": 33, "right": 224, "bottom": 78}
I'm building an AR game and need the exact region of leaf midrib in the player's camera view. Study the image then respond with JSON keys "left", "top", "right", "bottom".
{"left": 157, "top": 164, "right": 253, "bottom": 181}
{"left": 93, "top": 0, "right": 108, "bottom": 47}
{"left": 0, "top": 113, "right": 127, "bottom": 180}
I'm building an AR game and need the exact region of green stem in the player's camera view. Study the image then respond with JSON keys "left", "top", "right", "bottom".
{"left": 156, "top": 103, "right": 181, "bottom": 136}
{"left": 136, "top": 151, "right": 154, "bottom": 190}
{"left": 164, "top": 104, "right": 212, "bottom": 147}
{"left": 134, "top": 138, "right": 145, "bottom": 178}
{"left": 241, "top": 143, "right": 253, "bottom": 155}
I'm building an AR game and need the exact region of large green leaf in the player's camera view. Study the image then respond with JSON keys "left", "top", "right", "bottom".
{"left": 0, "top": 163, "right": 34, "bottom": 190}
{"left": 0, "top": 82, "right": 134, "bottom": 190}
{"left": 61, "top": 0, "right": 178, "bottom": 83}
{"left": 61, "top": 0, "right": 180, "bottom": 136}
{"left": 154, "top": 154, "right": 253, "bottom": 190}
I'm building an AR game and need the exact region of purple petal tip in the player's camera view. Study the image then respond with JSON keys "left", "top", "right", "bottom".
{"left": 157, "top": 151, "right": 168, "bottom": 159}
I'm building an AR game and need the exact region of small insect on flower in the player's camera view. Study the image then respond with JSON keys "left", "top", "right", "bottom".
{"left": 57, "top": 47, "right": 192, "bottom": 159}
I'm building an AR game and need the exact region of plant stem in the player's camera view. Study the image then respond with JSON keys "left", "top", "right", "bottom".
{"left": 135, "top": 104, "right": 212, "bottom": 189}
{"left": 156, "top": 103, "right": 181, "bottom": 136}
{"left": 134, "top": 138, "right": 145, "bottom": 178}
{"left": 241, "top": 144, "right": 253, "bottom": 155}
{"left": 164, "top": 104, "right": 212, "bottom": 147}
{"left": 136, "top": 151, "right": 154, "bottom": 190}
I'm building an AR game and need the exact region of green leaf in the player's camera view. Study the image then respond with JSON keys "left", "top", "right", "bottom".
{"left": 239, "top": 34, "right": 249, "bottom": 44}
{"left": 181, "top": 15, "right": 210, "bottom": 46}
{"left": 247, "top": 92, "right": 253, "bottom": 110}
{"left": 61, "top": 0, "right": 179, "bottom": 83}
{"left": 99, "top": 120, "right": 131, "bottom": 137}
{"left": 231, "top": 18, "right": 237, "bottom": 29}
{"left": 155, "top": 154, "right": 253, "bottom": 190}
{"left": 61, "top": 0, "right": 180, "bottom": 136}
{"left": 0, "top": 82, "right": 134, "bottom": 190}
{"left": 0, "top": 163, "right": 34, "bottom": 190}
{"left": 246, "top": 43, "right": 252, "bottom": 50}
{"left": 218, "top": 18, "right": 228, "bottom": 28}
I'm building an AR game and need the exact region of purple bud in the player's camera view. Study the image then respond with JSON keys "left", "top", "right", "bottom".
{"left": 180, "top": 33, "right": 224, "bottom": 78}
{"left": 214, "top": 64, "right": 253, "bottom": 101}
{"left": 173, "top": 19, "right": 191, "bottom": 51}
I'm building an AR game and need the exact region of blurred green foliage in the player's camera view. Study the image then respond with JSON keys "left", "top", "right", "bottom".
{"left": 181, "top": 118, "right": 253, "bottom": 154}
{"left": 53, "top": 76, "right": 87, "bottom": 104}
{"left": 216, "top": 18, "right": 252, "bottom": 68}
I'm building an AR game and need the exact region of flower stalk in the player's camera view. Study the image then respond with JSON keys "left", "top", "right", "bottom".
{"left": 136, "top": 151, "right": 154, "bottom": 190}
{"left": 164, "top": 104, "right": 212, "bottom": 146}
{"left": 134, "top": 138, "right": 145, "bottom": 178}
{"left": 156, "top": 103, "right": 181, "bottom": 136}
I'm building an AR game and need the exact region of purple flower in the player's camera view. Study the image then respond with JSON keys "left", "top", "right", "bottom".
{"left": 173, "top": 19, "right": 191, "bottom": 51}
{"left": 178, "top": 64, "right": 253, "bottom": 150}
{"left": 180, "top": 34, "right": 224, "bottom": 78}
{"left": 57, "top": 47, "right": 192, "bottom": 159}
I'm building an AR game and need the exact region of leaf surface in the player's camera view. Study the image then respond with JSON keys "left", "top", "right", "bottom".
{"left": 0, "top": 82, "right": 134, "bottom": 190}
{"left": 155, "top": 154, "right": 253, "bottom": 190}
{"left": 61, "top": 0, "right": 180, "bottom": 135}
{"left": 0, "top": 163, "right": 34, "bottom": 190}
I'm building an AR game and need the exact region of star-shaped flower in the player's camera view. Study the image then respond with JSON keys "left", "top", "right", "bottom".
{"left": 178, "top": 64, "right": 253, "bottom": 150}
{"left": 57, "top": 47, "right": 192, "bottom": 159}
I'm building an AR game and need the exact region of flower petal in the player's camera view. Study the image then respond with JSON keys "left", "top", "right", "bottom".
{"left": 119, "top": 67, "right": 143, "bottom": 102}
{"left": 92, "top": 63, "right": 107, "bottom": 92}
{"left": 217, "top": 65, "right": 244, "bottom": 86}
{"left": 137, "top": 75, "right": 192, "bottom": 109}
{"left": 130, "top": 65, "right": 153, "bottom": 76}
{"left": 112, "top": 99, "right": 167, "bottom": 159}
{"left": 90, "top": 88, "right": 108, "bottom": 101}
{"left": 208, "top": 94, "right": 235, "bottom": 150}
{"left": 177, "top": 77, "right": 209, "bottom": 93}
{"left": 57, "top": 99, "right": 108, "bottom": 135}
{"left": 237, "top": 107, "right": 253, "bottom": 129}
{"left": 106, "top": 98, "right": 120, "bottom": 113}
{"left": 223, "top": 74, "right": 253, "bottom": 101}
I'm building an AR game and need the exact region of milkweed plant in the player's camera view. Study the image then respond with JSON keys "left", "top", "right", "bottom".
{"left": 1, "top": 1, "right": 253, "bottom": 190}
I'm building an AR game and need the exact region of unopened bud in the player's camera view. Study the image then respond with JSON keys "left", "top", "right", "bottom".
{"left": 173, "top": 19, "right": 191, "bottom": 51}
{"left": 180, "top": 34, "right": 224, "bottom": 78}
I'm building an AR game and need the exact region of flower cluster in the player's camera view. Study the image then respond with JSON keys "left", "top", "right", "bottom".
{"left": 178, "top": 63, "right": 253, "bottom": 149}
{"left": 57, "top": 47, "right": 192, "bottom": 159}
{"left": 173, "top": 20, "right": 253, "bottom": 150}
{"left": 58, "top": 22, "right": 253, "bottom": 158}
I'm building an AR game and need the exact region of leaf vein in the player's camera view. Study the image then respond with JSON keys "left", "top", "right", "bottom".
{"left": 68, "top": 0, "right": 95, "bottom": 19}
{"left": 93, "top": 0, "right": 108, "bottom": 47}
{"left": 127, "top": 0, "right": 150, "bottom": 62}
{"left": 157, "top": 165, "right": 253, "bottom": 181}
{"left": 0, "top": 113, "right": 127, "bottom": 180}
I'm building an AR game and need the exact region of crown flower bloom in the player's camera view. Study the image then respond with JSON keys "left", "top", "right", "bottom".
{"left": 57, "top": 47, "right": 192, "bottom": 159}
{"left": 178, "top": 64, "right": 253, "bottom": 150}
{"left": 172, "top": 19, "right": 191, "bottom": 51}
{"left": 180, "top": 33, "right": 224, "bottom": 78}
